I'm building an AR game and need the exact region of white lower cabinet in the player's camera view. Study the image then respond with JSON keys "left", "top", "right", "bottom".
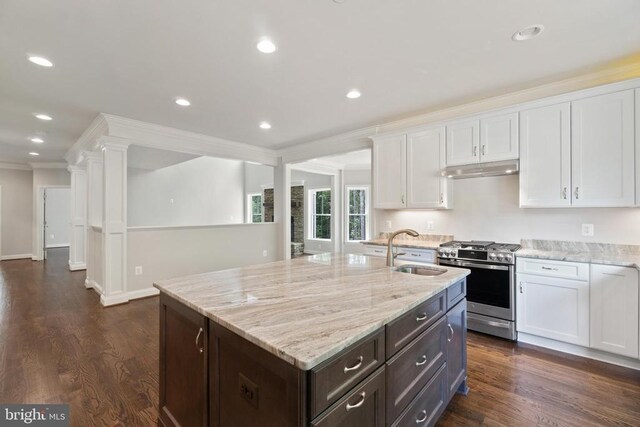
{"left": 517, "top": 271, "right": 590, "bottom": 346}
{"left": 590, "top": 264, "right": 639, "bottom": 358}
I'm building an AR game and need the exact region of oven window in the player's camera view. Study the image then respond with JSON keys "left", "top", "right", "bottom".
{"left": 465, "top": 266, "right": 511, "bottom": 309}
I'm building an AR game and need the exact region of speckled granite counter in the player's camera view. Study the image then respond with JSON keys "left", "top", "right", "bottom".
{"left": 363, "top": 233, "right": 453, "bottom": 250}
{"left": 518, "top": 239, "right": 640, "bottom": 269}
{"left": 154, "top": 253, "right": 469, "bottom": 370}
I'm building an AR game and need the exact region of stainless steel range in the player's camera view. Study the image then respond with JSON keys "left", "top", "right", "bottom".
{"left": 437, "top": 240, "right": 520, "bottom": 340}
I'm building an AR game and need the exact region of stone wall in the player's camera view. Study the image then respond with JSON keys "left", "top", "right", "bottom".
{"left": 291, "top": 186, "right": 304, "bottom": 244}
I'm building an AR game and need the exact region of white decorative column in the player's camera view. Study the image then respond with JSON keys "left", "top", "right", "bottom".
{"left": 274, "top": 159, "right": 291, "bottom": 260}
{"left": 84, "top": 151, "right": 103, "bottom": 290}
{"left": 67, "top": 164, "right": 87, "bottom": 271}
{"left": 99, "top": 137, "right": 130, "bottom": 306}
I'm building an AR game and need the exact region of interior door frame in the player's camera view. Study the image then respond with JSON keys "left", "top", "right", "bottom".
{"left": 0, "top": 185, "right": 2, "bottom": 260}
{"left": 34, "top": 185, "right": 70, "bottom": 261}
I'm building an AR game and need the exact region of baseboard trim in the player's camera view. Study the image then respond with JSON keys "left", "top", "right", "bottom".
{"left": 69, "top": 261, "right": 87, "bottom": 271}
{"left": 100, "top": 293, "right": 129, "bottom": 307}
{"left": 127, "top": 287, "right": 160, "bottom": 301}
{"left": 1, "top": 253, "right": 33, "bottom": 261}
{"left": 518, "top": 332, "right": 640, "bottom": 371}
{"left": 46, "top": 244, "right": 70, "bottom": 249}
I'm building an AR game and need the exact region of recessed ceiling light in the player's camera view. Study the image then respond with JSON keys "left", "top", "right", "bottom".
{"left": 34, "top": 113, "right": 52, "bottom": 121}
{"left": 30, "top": 137, "right": 44, "bottom": 143}
{"left": 512, "top": 25, "right": 545, "bottom": 42}
{"left": 505, "top": 169, "right": 513, "bottom": 174}
{"left": 346, "top": 89, "right": 361, "bottom": 99}
{"left": 29, "top": 152, "right": 40, "bottom": 156}
{"left": 28, "top": 55, "right": 53, "bottom": 67}
{"left": 175, "top": 97, "right": 191, "bottom": 107}
{"left": 256, "top": 39, "right": 277, "bottom": 54}
{"left": 259, "top": 121, "right": 272, "bottom": 130}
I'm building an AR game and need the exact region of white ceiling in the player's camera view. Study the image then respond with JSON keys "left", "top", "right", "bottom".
{"left": 310, "top": 149, "right": 371, "bottom": 170}
{"left": 1, "top": 0, "right": 640, "bottom": 164}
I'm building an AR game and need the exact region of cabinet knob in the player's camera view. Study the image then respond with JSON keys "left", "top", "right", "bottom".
{"left": 562, "top": 187, "right": 567, "bottom": 200}
{"left": 440, "top": 193, "right": 444, "bottom": 205}
{"left": 481, "top": 145, "right": 486, "bottom": 156}
{"left": 473, "top": 146, "right": 478, "bottom": 157}
{"left": 401, "top": 195, "right": 405, "bottom": 204}
{"left": 574, "top": 187, "right": 579, "bottom": 200}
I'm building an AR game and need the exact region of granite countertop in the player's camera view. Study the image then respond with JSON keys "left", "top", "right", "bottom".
{"left": 154, "top": 253, "right": 469, "bottom": 370}
{"left": 517, "top": 239, "right": 640, "bottom": 270}
{"left": 363, "top": 233, "right": 453, "bottom": 250}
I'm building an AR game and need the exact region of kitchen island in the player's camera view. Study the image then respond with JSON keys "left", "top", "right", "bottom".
{"left": 154, "top": 253, "right": 470, "bottom": 427}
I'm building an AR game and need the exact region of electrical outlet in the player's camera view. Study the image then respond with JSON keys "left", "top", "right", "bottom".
{"left": 169, "top": 198, "right": 174, "bottom": 204}
{"left": 426, "top": 221, "right": 434, "bottom": 231}
{"left": 262, "top": 249, "right": 268, "bottom": 257}
{"left": 581, "top": 224, "right": 594, "bottom": 237}
{"left": 385, "top": 220, "right": 392, "bottom": 230}
{"left": 135, "top": 266, "right": 143, "bottom": 275}
{"left": 50, "top": 234, "right": 55, "bottom": 239}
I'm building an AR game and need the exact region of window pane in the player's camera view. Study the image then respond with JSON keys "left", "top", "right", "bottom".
{"left": 252, "top": 214, "right": 262, "bottom": 223}
{"left": 349, "top": 215, "right": 366, "bottom": 240}
{"left": 315, "top": 190, "right": 331, "bottom": 215}
{"left": 251, "top": 195, "right": 262, "bottom": 215}
{"left": 349, "top": 189, "right": 366, "bottom": 214}
{"left": 315, "top": 215, "right": 331, "bottom": 239}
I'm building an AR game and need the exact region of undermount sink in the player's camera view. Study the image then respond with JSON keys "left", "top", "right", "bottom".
{"left": 394, "top": 265, "right": 447, "bottom": 276}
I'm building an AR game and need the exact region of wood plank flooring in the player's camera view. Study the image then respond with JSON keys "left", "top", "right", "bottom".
{"left": 1, "top": 249, "right": 639, "bottom": 426}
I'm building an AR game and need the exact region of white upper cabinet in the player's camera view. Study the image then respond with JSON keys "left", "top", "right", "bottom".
{"left": 590, "top": 264, "right": 639, "bottom": 358}
{"left": 373, "top": 134, "right": 406, "bottom": 209}
{"left": 571, "top": 90, "right": 635, "bottom": 207}
{"left": 446, "top": 120, "right": 479, "bottom": 166}
{"left": 519, "top": 103, "right": 571, "bottom": 207}
{"left": 479, "top": 113, "right": 519, "bottom": 163}
{"left": 406, "top": 127, "right": 450, "bottom": 209}
{"left": 636, "top": 89, "right": 640, "bottom": 206}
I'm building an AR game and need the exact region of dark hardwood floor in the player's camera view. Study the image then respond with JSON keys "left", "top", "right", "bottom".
{"left": 1, "top": 249, "right": 639, "bottom": 426}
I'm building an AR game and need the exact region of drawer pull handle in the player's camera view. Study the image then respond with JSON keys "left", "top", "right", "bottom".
{"left": 411, "top": 253, "right": 421, "bottom": 257}
{"left": 374, "top": 250, "right": 383, "bottom": 253}
{"left": 540, "top": 266, "right": 559, "bottom": 271}
{"left": 447, "top": 324, "right": 454, "bottom": 342}
{"left": 416, "top": 313, "right": 428, "bottom": 322}
{"left": 195, "top": 327, "right": 204, "bottom": 354}
{"left": 345, "top": 392, "right": 366, "bottom": 411}
{"left": 416, "top": 410, "right": 428, "bottom": 424}
{"left": 343, "top": 356, "right": 364, "bottom": 373}
{"left": 415, "top": 355, "right": 428, "bottom": 366}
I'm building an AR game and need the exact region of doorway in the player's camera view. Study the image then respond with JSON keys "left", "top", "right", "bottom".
{"left": 35, "top": 186, "right": 70, "bottom": 261}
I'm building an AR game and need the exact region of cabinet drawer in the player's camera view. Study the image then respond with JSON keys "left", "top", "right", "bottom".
{"left": 446, "top": 279, "right": 466, "bottom": 310}
{"left": 364, "top": 245, "right": 387, "bottom": 257}
{"left": 310, "top": 366, "right": 386, "bottom": 427}
{"left": 309, "top": 329, "right": 385, "bottom": 418}
{"left": 516, "top": 257, "right": 589, "bottom": 281}
{"left": 390, "top": 363, "right": 447, "bottom": 427}
{"left": 386, "top": 317, "right": 447, "bottom": 423}
{"left": 397, "top": 249, "right": 436, "bottom": 263}
{"left": 386, "top": 291, "right": 446, "bottom": 358}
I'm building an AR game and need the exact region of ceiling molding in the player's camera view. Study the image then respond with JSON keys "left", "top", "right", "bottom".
{"left": 29, "top": 162, "right": 68, "bottom": 169}
{"left": 279, "top": 126, "right": 376, "bottom": 164}
{"left": 291, "top": 161, "right": 340, "bottom": 176}
{"left": 65, "top": 114, "right": 110, "bottom": 165}
{"left": 0, "top": 161, "right": 32, "bottom": 171}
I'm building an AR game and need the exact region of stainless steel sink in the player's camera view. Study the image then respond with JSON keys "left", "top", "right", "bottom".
{"left": 394, "top": 265, "right": 447, "bottom": 276}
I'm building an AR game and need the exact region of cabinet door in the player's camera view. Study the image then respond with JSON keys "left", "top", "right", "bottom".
{"left": 516, "top": 274, "right": 589, "bottom": 346}
{"left": 446, "top": 299, "right": 467, "bottom": 400}
{"left": 159, "top": 294, "right": 208, "bottom": 427}
{"left": 373, "top": 135, "right": 406, "bottom": 209}
{"left": 590, "top": 264, "right": 639, "bottom": 358}
{"left": 571, "top": 90, "right": 635, "bottom": 207}
{"left": 445, "top": 120, "right": 479, "bottom": 166}
{"left": 519, "top": 103, "right": 571, "bottom": 207}
{"left": 479, "top": 113, "right": 519, "bottom": 162}
{"left": 406, "top": 127, "right": 449, "bottom": 209}
{"left": 636, "top": 89, "right": 640, "bottom": 206}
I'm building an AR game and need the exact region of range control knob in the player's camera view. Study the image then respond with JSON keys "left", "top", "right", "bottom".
{"left": 497, "top": 253, "right": 505, "bottom": 261}
{"left": 488, "top": 253, "right": 497, "bottom": 260}
{"left": 505, "top": 255, "right": 513, "bottom": 262}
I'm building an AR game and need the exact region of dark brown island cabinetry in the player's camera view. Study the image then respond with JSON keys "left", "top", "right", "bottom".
{"left": 159, "top": 278, "right": 467, "bottom": 427}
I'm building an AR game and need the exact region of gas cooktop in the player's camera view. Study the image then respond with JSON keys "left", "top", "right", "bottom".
{"left": 438, "top": 240, "right": 521, "bottom": 264}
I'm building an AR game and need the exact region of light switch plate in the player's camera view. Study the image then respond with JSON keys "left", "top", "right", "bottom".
{"left": 385, "top": 220, "right": 392, "bottom": 230}
{"left": 135, "top": 266, "right": 143, "bottom": 275}
{"left": 426, "top": 221, "right": 434, "bottom": 231}
{"left": 581, "top": 224, "right": 594, "bottom": 237}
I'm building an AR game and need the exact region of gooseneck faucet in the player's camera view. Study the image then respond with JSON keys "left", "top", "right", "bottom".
{"left": 386, "top": 229, "right": 420, "bottom": 267}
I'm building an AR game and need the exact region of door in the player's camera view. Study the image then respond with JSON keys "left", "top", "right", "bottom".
{"left": 159, "top": 294, "right": 208, "bottom": 427}
{"left": 446, "top": 299, "right": 467, "bottom": 400}
{"left": 516, "top": 273, "right": 589, "bottom": 346}
{"left": 445, "top": 120, "right": 479, "bottom": 166}
{"left": 43, "top": 189, "right": 48, "bottom": 260}
{"left": 373, "top": 135, "right": 406, "bottom": 209}
{"left": 406, "top": 127, "right": 448, "bottom": 209}
{"left": 571, "top": 90, "right": 635, "bottom": 207}
{"left": 479, "top": 113, "right": 519, "bottom": 162}
{"left": 519, "top": 103, "right": 571, "bottom": 207}
{"left": 590, "top": 264, "right": 639, "bottom": 358}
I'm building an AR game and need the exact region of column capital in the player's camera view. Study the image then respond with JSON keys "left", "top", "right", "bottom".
{"left": 67, "top": 164, "right": 87, "bottom": 173}
{"left": 82, "top": 150, "right": 102, "bottom": 163}
{"left": 98, "top": 136, "right": 131, "bottom": 151}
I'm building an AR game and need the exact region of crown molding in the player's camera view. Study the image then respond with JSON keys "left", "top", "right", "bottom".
{"left": 0, "top": 161, "right": 31, "bottom": 171}
{"left": 65, "top": 114, "right": 110, "bottom": 165}
{"left": 278, "top": 126, "right": 376, "bottom": 164}
{"left": 29, "top": 162, "right": 68, "bottom": 169}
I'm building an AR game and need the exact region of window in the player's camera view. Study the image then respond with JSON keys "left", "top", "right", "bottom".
{"left": 309, "top": 189, "right": 331, "bottom": 240}
{"left": 346, "top": 186, "right": 369, "bottom": 242}
{"left": 247, "top": 193, "right": 263, "bottom": 223}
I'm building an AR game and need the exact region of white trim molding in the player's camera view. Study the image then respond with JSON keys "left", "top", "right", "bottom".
{"left": 68, "top": 261, "right": 86, "bottom": 271}
{"left": 0, "top": 161, "right": 31, "bottom": 171}
{"left": 1, "top": 254, "right": 33, "bottom": 261}
{"left": 29, "top": 162, "right": 68, "bottom": 169}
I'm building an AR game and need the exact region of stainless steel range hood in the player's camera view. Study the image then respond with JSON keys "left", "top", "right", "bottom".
{"left": 441, "top": 159, "right": 519, "bottom": 179}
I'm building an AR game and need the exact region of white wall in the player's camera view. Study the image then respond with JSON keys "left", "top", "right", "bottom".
{"left": 44, "top": 188, "right": 70, "bottom": 248}
{"left": 343, "top": 169, "right": 372, "bottom": 254}
{"left": 128, "top": 156, "right": 245, "bottom": 227}
{"left": 376, "top": 175, "right": 640, "bottom": 244}
{"left": 0, "top": 168, "right": 33, "bottom": 258}
{"left": 127, "top": 223, "right": 278, "bottom": 292}
{"left": 32, "top": 168, "right": 70, "bottom": 258}
{"left": 244, "top": 162, "right": 274, "bottom": 193}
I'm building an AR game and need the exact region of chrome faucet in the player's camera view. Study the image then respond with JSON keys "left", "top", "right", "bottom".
{"left": 386, "top": 229, "right": 420, "bottom": 267}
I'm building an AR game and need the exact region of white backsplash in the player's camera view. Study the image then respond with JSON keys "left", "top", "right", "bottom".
{"left": 375, "top": 175, "right": 640, "bottom": 245}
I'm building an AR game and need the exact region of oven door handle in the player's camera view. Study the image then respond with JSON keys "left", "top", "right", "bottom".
{"left": 439, "top": 259, "right": 510, "bottom": 271}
